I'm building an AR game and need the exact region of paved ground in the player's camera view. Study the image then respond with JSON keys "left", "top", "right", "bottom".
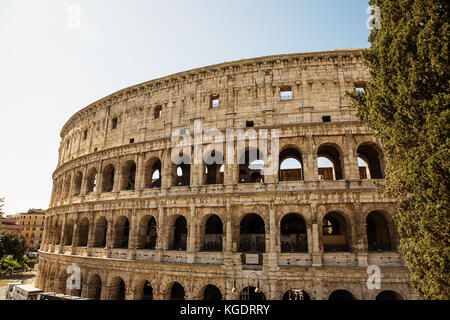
{"left": 0, "top": 271, "right": 36, "bottom": 300}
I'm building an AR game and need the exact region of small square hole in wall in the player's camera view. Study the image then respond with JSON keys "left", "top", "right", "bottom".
{"left": 210, "top": 95, "right": 219, "bottom": 109}
{"left": 280, "top": 86, "right": 293, "bottom": 101}
{"left": 111, "top": 117, "right": 118, "bottom": 129}
{"left": 246, "top": 121, "right": 254, "bottom": 127}
{"left": 322, "top": 116, "right": 331, "bottom": 123}
{"left": 129, "top": 138, "right": 135, "bottom": 144}
{"left": 94, "top": 148, "right": 98, "bottom": 152}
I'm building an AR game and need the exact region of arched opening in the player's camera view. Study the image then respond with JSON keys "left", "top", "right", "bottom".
{"left": 376, "top": 290, "right": 403, "bottom": 300}
{"left": 204, "top": 151, "right": 224, "bottom": 185}
{"left": 93, "top": 216, "right": 108, "bottom": 248}
{"left": 122, "top": 160, "right": 136, "bottom": 191}
{"left": 171, "top": 216, "right": 187, "bottom": 251}
{"left": 113, "top": 216, "right": 130, "bottom": 249}
{"left": 204, "top": 285, "right": 222, "bottom": 300}
{"left": 138, "top": 215, "right": 157, "bottom": 249}
{"left": 280, "top": 214, "right": 308, "bottom": 252}
{"left": 54, "top": 219, "right": 63, "bottom": 245}
{"left": 239, "top": 214, "right": 265, "bottom": 253}
{"left": 366, "top": 211, "right": 392, "bottom": 252}
{"left": 142, "top": 281, "right": 153, "bottom": 300}
{"left": 203, "top": 215, "right": 223, "bottom": 251}
{"left": 317, "top": 144, "right": 343, "bottom": 180}
{"left": 322, "top": 212, "right": 350, "bottom": 252}
{"left": 73, "top": 171, "right": 83, "bottom": 196}
{"left": 357, "top": 143, "right": 384, "bottom": 179}
{"left": 111, "top": 277, "right": 126, "bottom": 300}
{"left": 170, "top": 282, "right": 185, "bottom": 300}
{"left": 63, "top": 175, "right": 71, "bottom": 199}
{"left": 282, "top": 289, "right": 311, "bottom": 300}
{"left": 357, "top": 157, "right": 370, "bottom": 179}
{"left": 77, "top": 218, "right": 89, "bottom": 247}
{"left": 240, "top": 286, "right": 266, "bottom": 301}
{"left": 87, "top": 274, "right": 102, "bottom": 300}
{"left": 173, "top": 153, "right": 190, "bottom": 186}
{"left": 101, "top": 164, "right": 115, "bottom": 193}
{"left": 238, "top": 149, "right": 264, "bottom": 183}
{"left": 64, "top": 219, "right": 74, "bottom": 246}
{"left": 144, "top": 158, "right": 162, "bottom": 188}
{"left": 86, "top": 168, "right": 98, "bottom": 193}
{"left": 329, "top": 290, "right": 355, "bottom": 300}
{"left": 279, "top": 147, "right": 303, "bottom": 181}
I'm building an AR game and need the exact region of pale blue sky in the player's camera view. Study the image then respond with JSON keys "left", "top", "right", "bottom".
{"left": 0, "top": 0, "right": 371, "bottom": 215}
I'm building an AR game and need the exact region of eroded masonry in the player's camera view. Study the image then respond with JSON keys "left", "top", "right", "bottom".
{"left": 36, "top": 49, "right": 417, "bottom": 300}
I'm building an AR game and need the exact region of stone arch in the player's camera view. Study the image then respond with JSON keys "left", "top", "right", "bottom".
{"left": 203, "top": 284, "right": 223, "bottom": 300}
{"left": 201, "top": 214, "right": 223, "bottom": 251}
{"left": 357, "top": 142, "right": 385, "bottom": 179}
{"left": 77, "top": 217, "right": 90, "bottom": 247}
{"left": 53, "top": 217, "right": 63, "bottom": 245}
{"left": 240, "top": 286, "right": 266, "bottom": 301}
{"left": 322, "top": 211, "right": 351, "bottom": 252}
{"left": 280, "top": 213, "right": 308, "bottom": 252}
{"left": 165, "top": 281, "right": 185, "bottom": 300}
{"left": 136, "top": 279, "right": 154, "bottom": 300}
{"left": 204, "top": 149, "right": 225, "bottom": 185}
{"left": 86, "top": 273, "right": 103, "bottom": 300}
{"left": 328, "top": 289, "right": 356, "bottom": 300}
{"left": 121, "top": 160, "right": 137, "bottom": 191}
{"left": 173, "top": 153, "right": 190, "bottom": 186}
{"left": 282, "top": 289, "right": 311, "bottom": 300}
{"left": 86, "top": 167, "right": 98, "bottom": 193}
{"left": 169, "top": 215, "right": 188, "bottom": 251}
{"left": 279, "top": 146, "right": 304, "bottom": 181}
{"left": 238, "top": 148, "right": 265, "bottom": 183}
{"left": 102, "top": 163, "right": 115, "bottom": 192}
{"left": 366, "top": 211, "right": 393, "bottom": 252}
{"left": 144, "top": 157, "right": 162, "bottom": 188}
{"left": 317, "top": 143, "right": 344, "bottom": 180}
{"left": 113, "top": 215, "right": 130, "bottom": 249}
{"left": 138, "top": 214, "right": 158, "bottom": 249}
{"left": 375, "top": 290, "right": 404, "bottom": 300}
{"left": 239, "top": 213, "right": 266, "bottom": 253}
{"left": 63, "top": 218, "right": 75, "bottom": 246}
{"left": 108, "top": 276, "right": 126, "bottom": 300}
{"left": 93, "top": 216, "right": 108, "bottom": 248}
{"left": 72, "top": 170, "right": 83, "bottom": 196}
{"left": 63, "top": 174, "right": 72, "bottom": 199}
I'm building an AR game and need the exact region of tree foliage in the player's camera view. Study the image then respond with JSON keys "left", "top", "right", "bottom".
{"left": 0, "top": 231, "right": 28, "bottom": 269}
{"left": 347, "top": 0, "right": 449, "bottom": 299}
{"left": 0, "top": 197, "right": 5, "bottom": 218}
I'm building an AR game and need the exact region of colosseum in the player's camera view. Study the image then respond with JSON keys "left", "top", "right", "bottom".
{"left": 36, "top": 49, "right": 418, "bottom": 301}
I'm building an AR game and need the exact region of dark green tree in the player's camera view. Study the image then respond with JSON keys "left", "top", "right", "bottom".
{"left": 347, "top": 0, "right": 449, "bottom": 299}
{"left": 0, "top": 231, "right": 28, "bottom": 269}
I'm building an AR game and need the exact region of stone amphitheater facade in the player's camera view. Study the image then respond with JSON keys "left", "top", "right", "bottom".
{"left": 36, "top": 49, "right": 418, "bottom": 300}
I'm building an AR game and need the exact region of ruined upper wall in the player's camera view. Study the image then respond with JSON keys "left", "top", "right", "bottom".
{"left": 57, "top": 49, "right": 369, "bottom": 166}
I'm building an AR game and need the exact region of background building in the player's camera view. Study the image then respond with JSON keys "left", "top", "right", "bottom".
{"left": 17, "top": 209, "right": 45, "bottom": 251}
{"left": 0, "top": 216, "right": 22, "bottom": 234}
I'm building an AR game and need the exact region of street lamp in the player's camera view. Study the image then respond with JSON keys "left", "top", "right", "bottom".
{"left": 232, "top": 272, "right": 262, "bottom": 300}
{"left": 289, "top": 289, "right": 305, "bottom": 300}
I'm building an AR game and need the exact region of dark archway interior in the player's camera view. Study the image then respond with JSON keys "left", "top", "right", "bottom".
{"left": 143, "top": 281, "right": 153, "bottom": 300}
{"left": 239, "top": 149, "right": 264, "bottom": 183}
{"left": 357, "top": 144, "right": 384, "bottom": 179}
{"left": 322, "top": 212, "right": 349, "bottom": 252}
{"left": 205, "top": 151, "right": 224, "bottom": 185}
{"left": 122, "top": 161, "right": 136, "bottom": 190}
{"left": 329, "top": 290, "right": 355, "bottom": 300}
{"left": 366, "top": 212, "right": 392, "bottom": 251}
{"left": 240, "top": 286, "right": 266, "bottom": 301}
{"left": 77, "top": 218, "right": 89, "bottom": 247}
{"left": 376, "top": 290, "right": 402, "bottom": 300}
{"left": 282, "top": 290, "right": 311, "bottom": 300}
{"left": 280, "top": 214, "right": 308, "bottom": 252}
{"left": 239, "top": 214, "right": 265, "bottom": 252}
{"left": 143, "top": 216, "right": 157, "bottom": 249}
{"left": 204, "top": 285, "right": 222, "bottom": 300}
{"left": 114, "top": 217, "right": 130, "bottom": 249}
{"left": 102, "top": 164, "right": 115, "bottom": 192}
{"left": 89, "top": 275, "right": 102, "bottom": 300}
{"left": 73, "top": 171, "right": 83, "bottom": 196}
{"left": 86, "top": 168, "right": 98, "bottom": 193}
{"left": 170, "top": 282, "right": 185, "bottom": 300}
{"left": 172, "top": 216, "right": 187, "bottom": 250}
{"left": 145, "top": 158, "right": 162, "bottom": 188}
{"left": 94, "top": 217, "right": 108, "bottom": 248}
{"left": 204, "top": 215, "right": 223, "bottom": 251}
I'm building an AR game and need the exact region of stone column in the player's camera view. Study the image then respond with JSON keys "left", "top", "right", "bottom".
{"left": 71, "top": 219, "right": 78, "bottom": 255}
{"left": 128, "top": 212, "right": 137, "bottom": 260}
{"left": 135, "top": 153, "right": 145, "bottom": 191}
{"left": 162, "top": 149, "right": 173, "bottom": 188}
{"left": 268, "top": 202, "right": 278, "bottom": 269}
{"left": 80, "top": 166, "right": 88, "bottom": 196}
{"left": 311, "top": 223, "right": 322, "bottom": 267}
{"left": 58, "top": 215, "right": 67, "bottom": 253}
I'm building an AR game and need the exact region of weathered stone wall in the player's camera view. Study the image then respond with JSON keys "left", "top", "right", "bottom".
{"left": 37, "top": 49, "right": 417, "bottom": 300}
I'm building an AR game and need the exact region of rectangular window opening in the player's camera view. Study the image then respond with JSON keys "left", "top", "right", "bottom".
{"left": 246, "top": 121, "right": 254, "bottom": 128}
{"left": 210, "top": 95, "right": 220, "bottom": 109}
{"left": 154, "top": 105, "right": 162, "bottom": 119}
{"left": 322, "top": 116, "right": 331, "bottom": 123}
{"left": 111, "top": 117, "right": 118, "bottom": 130}
{"left": 280, "top": 87, "right": 293, "bottom": 101}
{"left": 129, "top": 138, "right": 135, "bottom": 144}
{"left": 83, "top": 130, "right": 88, "bottom": 140}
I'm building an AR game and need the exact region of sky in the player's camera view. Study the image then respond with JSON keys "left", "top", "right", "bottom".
{"left": 0, "top": 0, "right": 371, "bottom": 215}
